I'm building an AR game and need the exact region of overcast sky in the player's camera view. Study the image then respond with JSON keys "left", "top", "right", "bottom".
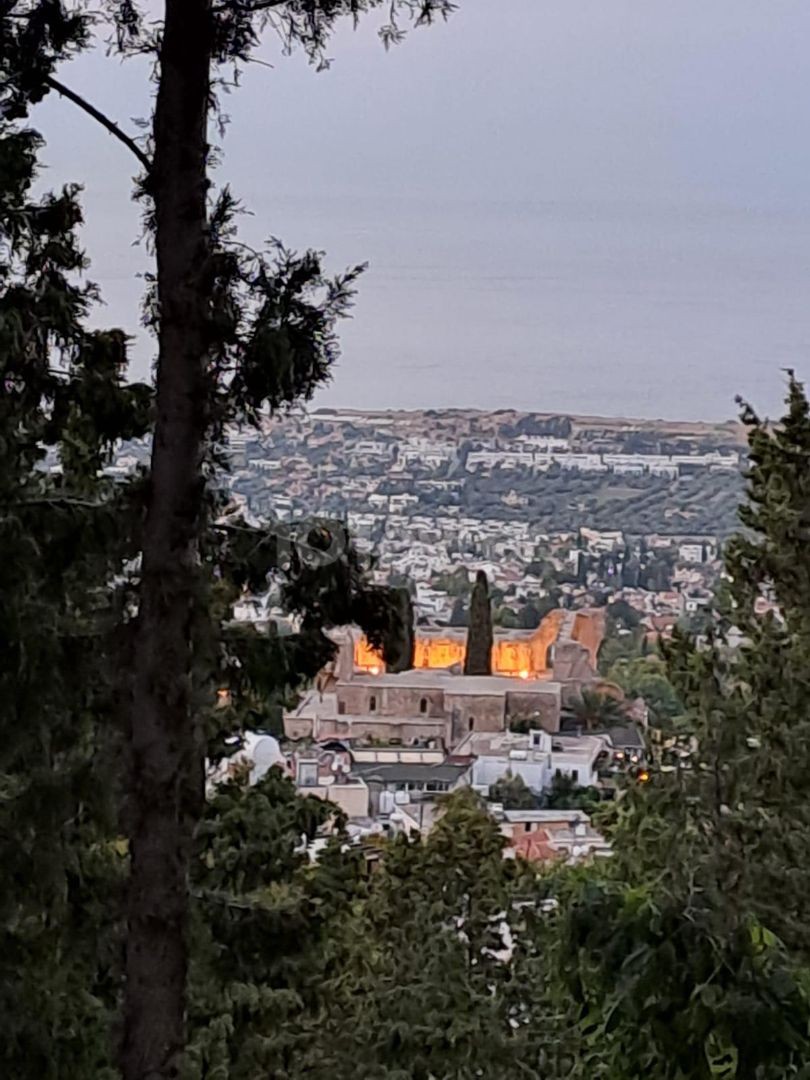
{"left": 30, "top": 0, "right": 810, "bottom": 421}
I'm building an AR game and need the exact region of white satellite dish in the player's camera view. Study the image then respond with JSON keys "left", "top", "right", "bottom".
{"left": 249, "top": 735, "right": 283, "bottom": 784}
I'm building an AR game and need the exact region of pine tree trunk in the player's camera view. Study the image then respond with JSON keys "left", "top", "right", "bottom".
{"left": 122, "top": 2, "right": 211, "bottom": 1077}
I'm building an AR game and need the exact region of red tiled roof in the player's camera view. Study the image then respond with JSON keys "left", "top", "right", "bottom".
{"left": 511, "top": 829, "right": 560, "bottom": 863}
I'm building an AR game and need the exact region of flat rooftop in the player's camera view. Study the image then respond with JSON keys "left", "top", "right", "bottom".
{"left": 501, "top": 809, "right": 592, "bottom": 824}
{"left": 352, "top": 748, "right": 445, "bottom": 764}
{"left": 550, "top": 734, "right": 608, "bottom": 761}
{"left": 454, "top": 730, "right": 550, "bottom": 757}
{"left": 352, "top": 761, "right": 470, "bottom": 785}
{"left": 348, "top": 670, "right": 557, "bottom": 695}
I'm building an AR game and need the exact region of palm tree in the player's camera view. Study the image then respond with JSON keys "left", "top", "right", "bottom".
{"left": 568, "top": 689, "right": 624, "bottom": 732}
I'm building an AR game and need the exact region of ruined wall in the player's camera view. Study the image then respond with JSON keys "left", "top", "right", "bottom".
{"left": 528, "top": 609, "right": 566, "bottom": 672}
{"left": 315, "top": 717, "right": 449, "bottom": 744}
{"left": 505, "top": 688, "right": 561, "bottom": 733}
{"left": 355, "top": 637, "right": 387, "bottom": 673}
{"left": 336, "top": 684, "right": 445, "bottom": 718}
{"left": 387, "top": 687, "right": 445, "bottom": 717}
{"left": 444, "top": 693, "right": 505, "bottom": 735}
{"left": 552, "top": 641, "right": 595, "bottom": 684}
{"left": 354, "top": 609, "right": 568, "bottom": 678}
{"left": 572, "top": 609, "right": 606, "bottom": 669}
{"left": 493, "top": 639, "right": 534, "bottom": 676}
{"left": 284, "top": 717, "right": 314, "bottom": 740}
{"left": 414, "top": 637, "right": 466, "bottom": 670}
{"left": 351, "top": 607, "right": 604, "bottom": 683}
{"left": 337, "top": 683, "right": 374, "bottom": 715}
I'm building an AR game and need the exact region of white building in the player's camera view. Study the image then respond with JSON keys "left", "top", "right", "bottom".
{"left": 580, "top": 527, "right": 624, "bottom": 553}
{"left": 678, "top": 542, "right": 705, "bottom": 564}
{"left": 466, "top": 729, "right": 553, "bottom": 794}
{"left": 556, "top": 453, "right": 607, "bottom": 473}
{"left": 462, "top": 729, "right": 604, "bottom": 796}
{"left": 548, "top": 734, "right": 603, "bottom": 788}
{"left": 388, "top": 493, "right": 419, "bottom": 511}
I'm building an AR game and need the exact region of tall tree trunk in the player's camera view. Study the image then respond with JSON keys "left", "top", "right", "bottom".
{"left": 122, "top": 2, "right": 211, "bottom": 1076}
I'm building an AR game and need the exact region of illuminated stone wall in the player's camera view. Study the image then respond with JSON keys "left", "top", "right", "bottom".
{"left": 354, "top": 637, "right": 389, "bottom": 673}
{"left": 413, "top": 637, "right": 466, "bottom": 671}
{"left": 353, "top": 607, "right": 582, "bottom": 678}
{"left": 528, "top": 609, "right": 565, "bottom": 673}
{"left": 571, "top": 609, "right": 606, "bottom": 669}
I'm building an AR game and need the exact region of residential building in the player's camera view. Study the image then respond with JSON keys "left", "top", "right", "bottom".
{"left": 291, "top": 745, "right": 370, "bottom": 819}
{"left": 493, "top": 807, "right": 611, "bottom": 864}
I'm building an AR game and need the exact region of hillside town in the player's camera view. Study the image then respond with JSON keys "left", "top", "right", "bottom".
{"left": 109, "top": 407, "right": 743, "bottom": 639}
{"left": 218, "top": 614, "right": 638, "bottom": 866}
{"left": 100, "top": 405, "right": 777, "bottom": 868}
{"left": 174, "top": 407, "right": 755, "bottom": 868}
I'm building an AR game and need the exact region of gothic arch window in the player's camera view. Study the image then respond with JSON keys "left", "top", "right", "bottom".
{"left": 369, "top": 695, "right": 377, "bottom": 713}
{"left": 419, "top": 697, "right": 428, "bottom": 714}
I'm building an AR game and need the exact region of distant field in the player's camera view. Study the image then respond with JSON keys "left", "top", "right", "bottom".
{"left": 523, "top": 471, "right": 743, "bottom": 536}
{"left": 591, "top": 484, "right": 645, "bottom": 507}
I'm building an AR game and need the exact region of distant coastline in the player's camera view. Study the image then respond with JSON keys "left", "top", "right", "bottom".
{"left": 310, "top": 407, "right": 746, "bottom": 446}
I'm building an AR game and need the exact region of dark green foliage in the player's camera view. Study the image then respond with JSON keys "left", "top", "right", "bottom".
{"left": 385, "top": 586, "right": 415, "bottom": 672}
{"left": 448, "top": 595, "right": 467, "bottom": 626}
{"left": 295, "top": 789, "right": 544, "bottom": 1080}
{"left": 488, "top": 771, "right": 538, "bottom": 809}
{"left": 517, "top": 595, "right": 557, "bottom": 628}
{"left": 0, "top": 118, "right": 149, "bottom": 1079}
{"left": 186, "top": 769, "right": 365, "bottom": 1078}
{"left": 461, "top": 467, "right": 741, "bottom": 538}
{"left": 0, "top": 2, "right": 90, "bottom": 121}
{"left": 542, "top": 773, "right": 601, "bottom": 813}
{"left": 597, "top": 604, "right": 648, "bottom": 673}
{"left": 566, "top": 689, "right": 624, "bottom": 732}
{"left": 210, "top": 238, "right": 367, "bottom": 424}
{"left": 433, "top": 565, "right": 471, "bottom": 597}
{"left": 0, "top": 5, "right": 442, "bottom": 1070}
{"left": 607, "top": 654, "right": 683, "bottom": 725}
{"left": 10, "top": 6, "right": 810, "bottom": 1080}
{"left": 552, "top": 376, "right": 810, "bottom": 1079}
{"left": 464, "top": 569, "right": 492, "bottom": 675}
{"left": 605, "top": 598, "right": 641, "bottom": 630}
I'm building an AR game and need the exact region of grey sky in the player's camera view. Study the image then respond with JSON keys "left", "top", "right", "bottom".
{"left": 31, "top": 0, "right": 810, "bottom": 421}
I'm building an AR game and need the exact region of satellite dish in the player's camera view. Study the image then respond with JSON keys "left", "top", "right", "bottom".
{"left": 250, "top": 735, "right": 283, "bottom": 783}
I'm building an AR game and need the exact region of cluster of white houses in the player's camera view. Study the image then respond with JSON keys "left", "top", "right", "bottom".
{"left": 268, "top": 625, "right": 645, "bottom": 863}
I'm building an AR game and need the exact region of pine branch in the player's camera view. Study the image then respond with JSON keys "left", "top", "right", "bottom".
{"left": 212, "top": 0, "right": 287, "bottom": 11}
{"left": 44, "top": 76, "right": 151, "bottom": 173}
{"left": 6, "top": 495, "right": 109, "bottom": 509}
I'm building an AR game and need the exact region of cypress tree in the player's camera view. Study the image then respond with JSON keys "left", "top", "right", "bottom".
{"left": 465, "top": 570, "right": 493, "bottom": 675}
{"left": 385, "top": 586, "right": 415, "bottom": 674}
